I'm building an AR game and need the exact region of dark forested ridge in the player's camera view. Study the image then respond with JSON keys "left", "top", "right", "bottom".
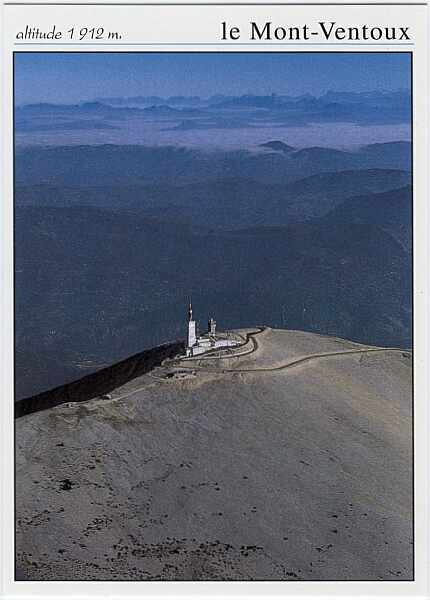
{"left": 14, "top": 143, "right": 412, "bottom": 398}
{"left": 15, "top": 169, "right": 411, "bottom": 227}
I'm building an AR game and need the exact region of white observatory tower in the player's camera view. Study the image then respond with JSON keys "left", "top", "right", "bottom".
{"left": 186, "top": 302, "right": 197, "bottom": 356}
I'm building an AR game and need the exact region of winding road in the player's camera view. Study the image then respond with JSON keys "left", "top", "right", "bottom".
{"left": 170, "top": 327, "right": 411, "bottom": 374}
{"left": 104, "top": 329, "right": 411, "bottom": 404}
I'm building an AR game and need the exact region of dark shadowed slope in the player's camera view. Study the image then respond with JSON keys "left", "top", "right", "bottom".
{"left": 15, "top": 170, "right": 411, "bottom": 227}
{"left": 323, "top": 185, "right": 412, "bottom": 250}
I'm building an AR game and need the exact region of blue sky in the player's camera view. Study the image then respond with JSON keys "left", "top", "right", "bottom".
{"left": 15, "top": 52, "right": 410, "bottom": 105}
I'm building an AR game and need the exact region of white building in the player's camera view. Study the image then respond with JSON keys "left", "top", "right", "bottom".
{"left": 185, "top": 302, "right": 239, "bottom": 357}
{"left": 186, "top": 302, "right": 197, "bottom": 355}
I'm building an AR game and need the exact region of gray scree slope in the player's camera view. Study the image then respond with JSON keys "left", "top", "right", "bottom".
{"left": 16, "top": 328, "right": 412, "bottom": 581}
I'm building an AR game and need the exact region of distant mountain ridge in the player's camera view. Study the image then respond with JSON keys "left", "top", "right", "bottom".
{"left": 15, "top": 142, "right": 412, "bottom": 187}
{"left": 55, "top": 89, "right": 408, "bottom": 108}
{"left": 15, "top": 89, "right": 411, "bottom": 145}
{"left": 15, "top": 166, "right": 411, "bottom": 235}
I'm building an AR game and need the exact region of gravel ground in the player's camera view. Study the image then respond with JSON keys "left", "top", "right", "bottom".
{"left": 15, "top": 328, "right": 413, "bottom": 581}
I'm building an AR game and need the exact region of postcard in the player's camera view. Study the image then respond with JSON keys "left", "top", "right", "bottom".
{"left": 1, "top": 1, "right": 429, "bottom": 598}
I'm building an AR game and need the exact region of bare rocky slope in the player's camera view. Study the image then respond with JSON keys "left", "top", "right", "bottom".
{"left": 15, "top": 328, "right": 413, "bottom": 581}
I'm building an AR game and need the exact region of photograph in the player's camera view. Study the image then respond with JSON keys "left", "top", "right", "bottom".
{"left": 13, "top": 51, "right": 413, "bottom": 582}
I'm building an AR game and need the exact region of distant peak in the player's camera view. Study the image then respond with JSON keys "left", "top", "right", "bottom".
{"left": 259, "top": 141, "right": 295, "bottom": 153}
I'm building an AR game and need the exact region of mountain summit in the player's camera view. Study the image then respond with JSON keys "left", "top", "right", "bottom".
{"left": 16, "top": 327, "right": 412, "bottom": 581}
